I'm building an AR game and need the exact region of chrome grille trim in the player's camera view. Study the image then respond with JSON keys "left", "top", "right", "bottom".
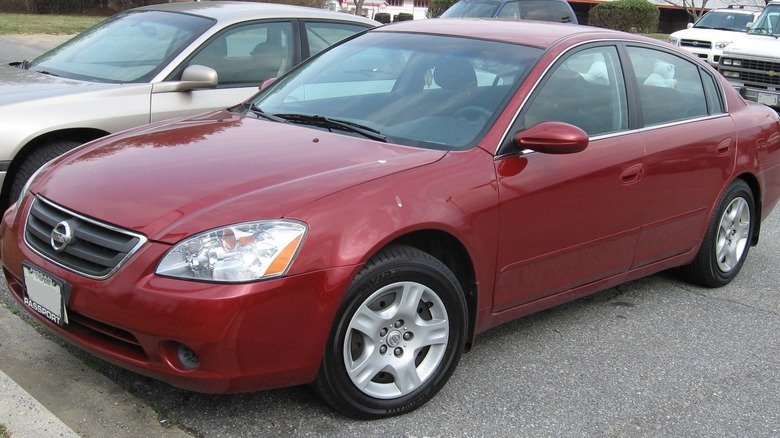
{"left": 24, "top": 196, "right": 147, "bottom": 280}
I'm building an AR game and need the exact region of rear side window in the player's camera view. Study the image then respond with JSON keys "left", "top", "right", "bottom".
{"left": 304, "top": 21, "right": 370, "bottom": 57}
{"left": 520, "top": 0, "right": 577, "bottom": 23}
{"left": 627, "top": 46, "right": 709, "bottom": 126}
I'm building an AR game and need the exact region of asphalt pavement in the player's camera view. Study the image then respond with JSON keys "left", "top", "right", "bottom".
{"left": 1, "top": 34, "right": 780, "bottom": 438}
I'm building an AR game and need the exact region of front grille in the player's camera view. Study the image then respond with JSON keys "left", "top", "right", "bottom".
{"left": 740, "top": 58, "right": 780, "bottom": 72}
{"left": 681, "top": 39, "right": 712, "bottom": 49}
{"left": 24, "top": 197, "right": 146, "bottom": 279}
{"left": 741, "top": 71, "right": 780, "bottom": 87}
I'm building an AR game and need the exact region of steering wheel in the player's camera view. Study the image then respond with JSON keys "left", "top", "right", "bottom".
{"left": 454, "top": 105, "right": 492, "bottom": 124}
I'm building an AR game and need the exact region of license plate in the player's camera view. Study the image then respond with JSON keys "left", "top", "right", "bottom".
{"left": 22, "top": 263, "right": 71, "bottom": 326}
{"left": 757, "top": 92, "right": 778, "bottom": 107}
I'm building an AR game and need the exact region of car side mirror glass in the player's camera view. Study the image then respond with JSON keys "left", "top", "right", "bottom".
{"left": 513, "top": 121, "right": 588, "bottom": 154}
{"left": 151, "top": 65, "right": 218, "bottom": 94}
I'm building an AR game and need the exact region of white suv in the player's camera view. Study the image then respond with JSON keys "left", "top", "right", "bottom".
{"left": 668, "top": 7, "right": 761, "bottom": 68}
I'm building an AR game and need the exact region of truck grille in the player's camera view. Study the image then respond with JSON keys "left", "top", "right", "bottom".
{"left": 24, "top": 197, "right": 146, "bottom": 279}
{"left": 680, "top": 39, "right": 712, "bottom": 49}
{"left": 722, "top": 57, "right": 780, "bottom": 87}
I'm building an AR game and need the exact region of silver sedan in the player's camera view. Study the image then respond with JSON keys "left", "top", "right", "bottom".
{"left": 0, "top": 1, "right": 376, "bottom": 209}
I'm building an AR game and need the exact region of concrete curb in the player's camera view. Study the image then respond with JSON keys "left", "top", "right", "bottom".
{"left": 0, "top": 369, "right": 80, "bottom": 438}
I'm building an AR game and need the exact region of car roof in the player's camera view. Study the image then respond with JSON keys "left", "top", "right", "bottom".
{"left": 135, "top": 1, "right": 378, "bottom": 26}
{"left": 708, "top": 7, "right": 761, "bottom": 14}
{"left": 376, "top": 19, "right": 631, "bottom": 49}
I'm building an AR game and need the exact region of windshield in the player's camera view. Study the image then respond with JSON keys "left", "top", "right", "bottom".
{"left": 694, "top": 10, "right": 755, "bottom": 31}
{"left": 440, "top": 1, "right": 502, "bottom": 18}
{"left": 28, "top": 10, "right": 214, "bottom": 83}
{"left": 748, "top": 5, "right": 780, "bottom": 36}
{"left": 248, "top": 32, "right": 542, "bottom": 151}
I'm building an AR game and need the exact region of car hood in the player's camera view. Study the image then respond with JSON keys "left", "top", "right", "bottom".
{"left": 723, "top": 34, "right": 780, "bottom": 57}
{"left": 670, "top": 27, "right": 746, "bottom": 42}
{"left": 0, "top": 63, "right": 117, "bottom": 106}
{"left": 33, "top": 111, "right": 446, "bottom": 243}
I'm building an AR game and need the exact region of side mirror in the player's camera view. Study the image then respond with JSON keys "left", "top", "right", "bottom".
{"left": 513, "top": 121, "right": 588, "bottom": 154}
{"left": 151, "top": 65, "right": 218, "bottom": 94}
{"left": 687, "top": 23, "right": 694, "bottom": 29}
{"left": 259, "top": 77, "right": 277, "bottom": 91}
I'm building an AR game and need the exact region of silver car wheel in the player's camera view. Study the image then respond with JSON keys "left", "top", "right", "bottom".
{"left": 715, "top": 197, "right": 751, "bottom": 273}
{"left": 343, "top": 281, "right": 449, "bottom": 399}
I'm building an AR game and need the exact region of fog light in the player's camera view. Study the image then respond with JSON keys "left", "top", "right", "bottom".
{"left": 178, "top": 344, "right": 200, "bottom": 370}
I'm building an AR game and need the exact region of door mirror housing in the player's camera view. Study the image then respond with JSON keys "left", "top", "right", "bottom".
{"left": 513, "top": 121, "right": 588, "bottom": 154}
{"left": 152, "top": 65, "right": 218, "bottom": 94}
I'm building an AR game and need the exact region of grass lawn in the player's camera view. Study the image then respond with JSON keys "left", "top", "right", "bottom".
{"left": 0, "top": 13, "right": 104, "bottom": 34}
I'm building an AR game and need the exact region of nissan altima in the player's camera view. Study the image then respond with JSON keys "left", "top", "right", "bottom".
{"left": 2, "top": 19, "right": 779, "bottom": 419}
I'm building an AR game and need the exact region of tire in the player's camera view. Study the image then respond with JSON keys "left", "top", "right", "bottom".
{"left": 8, "top": 140, "right": 82, "bottom": 204}
{"left": 313, "top": 245, "right": 467, "bottom": 418}
{"left": 683, "top": 180, "right": 755, "bottom": 288}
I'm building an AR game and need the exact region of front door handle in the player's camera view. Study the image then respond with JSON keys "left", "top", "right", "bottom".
{"left": 620, "top": 163, "right": 644, "bottom": 185}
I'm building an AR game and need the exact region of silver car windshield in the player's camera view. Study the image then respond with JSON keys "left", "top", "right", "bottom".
{"left": 27, "top": 10, "right": 214, "bottom": 83}
{"left": 251, "top": 32, "right": 542, "bottom": 151}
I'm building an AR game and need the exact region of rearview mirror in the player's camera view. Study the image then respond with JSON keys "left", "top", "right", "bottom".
{"left": 513, "top": 121, "right": 588, "bottom": 154}
{"left": 152, "top": 65, "right": 218, "bottom": 94}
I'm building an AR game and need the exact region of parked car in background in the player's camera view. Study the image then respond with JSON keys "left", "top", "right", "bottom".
{"left": 440, "top": 0, "right": 577, "bottom": 23}
{"left": 3, "top": 20, "right": 779, "bottom": 419}
{"left": 718, "top": 1, "right": 780, "bottom": 110}
{"left": 667, "top": 6, "right": 761, "bottom": 68}
{"left": 0, "top": 1, "right": 376, "bottom": 210}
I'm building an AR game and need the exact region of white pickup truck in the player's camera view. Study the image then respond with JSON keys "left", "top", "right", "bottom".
{"left": 719, "top": 1, "right": 780, "bottom": 109}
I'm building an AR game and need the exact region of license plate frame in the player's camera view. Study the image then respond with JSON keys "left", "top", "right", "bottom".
{"left": 757, "top": 92, "right": 778, "bottom": 107}
{"left": 22, "top": 262, "right": 71, "bottom": 326}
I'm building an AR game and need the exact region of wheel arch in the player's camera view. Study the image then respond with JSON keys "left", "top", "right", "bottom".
{"left": 1, "top": 128, "right": 109, "bottom": 202}
{"left": 734, "top": 172, "right": 762, "bottom": 246}
{"left": 377, "top": 229, "right": 479, "bottom": 351}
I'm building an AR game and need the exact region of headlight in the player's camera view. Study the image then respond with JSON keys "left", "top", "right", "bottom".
{"left": 714, "top": 41, "right": 730, "bottom": 50}
{"left": 668, "top": 36, "right": 679, "bottom": 45}
{"left": 721, "top": 71, "right": 740, "bottom": 79}
{"left": 156, "top": 220, "right": 307, "bottom": 282}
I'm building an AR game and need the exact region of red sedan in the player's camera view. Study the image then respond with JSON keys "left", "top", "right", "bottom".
{"left": 2, "top": 20, "right": 780, "bottom": 419}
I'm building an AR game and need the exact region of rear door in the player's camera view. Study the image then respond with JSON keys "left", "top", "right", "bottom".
{"left": 624, "top": 44, "right": 736, "bottom": 267}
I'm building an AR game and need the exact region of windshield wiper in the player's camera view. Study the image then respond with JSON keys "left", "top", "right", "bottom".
{"left": 750, "top": 27, "right": 779, "bottom": 37}
{"left": 244, "top": 103, "right": 287, "bottom": 123}
{"left": 274, "top": 113, "right": 387, "bottom": 142}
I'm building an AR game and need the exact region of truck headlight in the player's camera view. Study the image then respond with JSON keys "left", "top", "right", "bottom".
{"left": 721, "top": 71, "right": 740, "bottom": 79}
{"left": 668, "top": 36, "right": 679, "bottom": 45}
{"left": 156, "top": 220, "right": 307, "bottom": 282}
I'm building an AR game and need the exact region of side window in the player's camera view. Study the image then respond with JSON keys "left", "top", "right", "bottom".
{"left": 497, "top": 2, "right": 521, "bottom": 18}
{"left": 626, "top": 46, "right": 709, "bottom": 126}
{"left": 701, "top": 69, "right": 726, "bottom": 114}
{"left": 522, "top": 46, "right": 628, "bottom": 136}
{"left": 305, "top": 22, "right": 369, "bottom": 57}
{"left": 188, "top": 22, "right": 292, "bottom": 86}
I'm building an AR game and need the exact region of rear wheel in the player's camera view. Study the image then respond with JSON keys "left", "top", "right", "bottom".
{"left": 683, "top": 180, "right": 754, "bottom": 287}
{"left": 313, "top": 245, "right": 467, "bottom": 418}
{"left": 9, "top": 140, "right": 81, "bottom": 204}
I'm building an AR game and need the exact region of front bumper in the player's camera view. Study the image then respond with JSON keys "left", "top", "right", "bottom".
{"left": 1, "top": 199, "right": 356, "bottom": 393}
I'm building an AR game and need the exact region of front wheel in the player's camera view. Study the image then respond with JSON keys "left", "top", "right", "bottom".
{"left": 8, "top": 140, "right": 82, "bottom": 205}
{"left": 313, "top": 245, "right": 467, "bottom": 418}
{"left": 683, "top": 180, "right": 755, "bottom": 288}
